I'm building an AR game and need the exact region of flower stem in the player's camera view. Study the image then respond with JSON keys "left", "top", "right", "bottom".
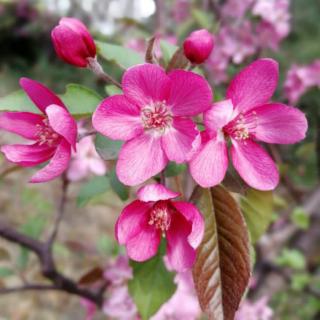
{"left": 87, "top": 58, "right": 122, "bottom": 89}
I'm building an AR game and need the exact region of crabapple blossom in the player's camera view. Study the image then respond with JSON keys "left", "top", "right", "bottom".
{"left": 190, "top": 59, "right": 307, "bottom": 190}
{"left": 93, "top": 63, "right": 212, "bottom": 186}
{"left": 183, "top": 29, "right": 214, "bottom": 64}
{"left": 115, "top": 184, "right": 204, "bottom": 272}
{"left": 0, "top": 78, "right": 77, "bottom": 183}
{"left": 284, "top": 60, "right": 320, "bottom": 104}
{"left": 51, "top": 17, "right": 96, "bottom": 67}
{"left": 67, "top": 136, "right": 107, "bottom": 181}
{"left": 235, "top": 296, "right": 273, "bottom": 320}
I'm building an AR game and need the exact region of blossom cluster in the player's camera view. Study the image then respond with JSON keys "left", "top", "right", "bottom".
{"left": 205, "top": 0, "right": 291, "bottom": 84}
{"left": 284, "top": 60, "right": 320, "bottom": 104}
{"left": 0, "top": 15, "right": 307, "bottom": 283}
{"left": 82, "top": 255, "right": 201, "bottom": 320}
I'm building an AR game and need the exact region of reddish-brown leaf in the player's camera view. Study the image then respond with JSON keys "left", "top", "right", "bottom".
{"left": 191, "top": 186, "right": 251, "bottom": 320}
{"left": 78, "top": 267, "right": 104, "bottom": 285}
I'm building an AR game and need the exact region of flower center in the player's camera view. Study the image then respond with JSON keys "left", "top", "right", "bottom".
{"left": 141, "top": 101, "right": 173, "bottom": 132}
{"left": 148, "top": 201, "right": 171, "bottom": 235}
{"left": 223, "top": 111, "right": 258, "bottom": 141}
{"left": 36, "top": 118, "right": 60, "bottom": 147}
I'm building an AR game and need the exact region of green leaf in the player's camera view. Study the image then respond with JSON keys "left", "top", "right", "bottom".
{"left": 105, "top": 85, "right": 123, "bottom": 96}
{"left": 291, "top": 207, "right": 310, "bottom": 230}
{"left": 128, "top": 242, "right": 176, "bottom": 320}
{"left": 241, "top": 189, "right": 273, "bottom": 244}
{"left": 96, "top": 41, "right": 144, "bottom": 69}
{"left": 0, "top": 267, "right": 14, "bottom": 278}
{"left": 77, "top": 176, "right": 110, "bottom": 207}
{"left": 95, "top": 133, "right": 123, "bottom": 160}
{"left": 0, "top": 89, "right": 37, "bottom": 112}
{"left": 291, "top": 273, "right": 311, "bottom": 291}
{"left": 275, "top": 249, "right": 306, "bottom": 270}
{"left": 164, "top": 162, "right": 187, "bottom": 177}
{"left": 0, "top": 84, "right": 101, "bottom": 117}
{"left": 60, "top": 84, "right": 102, "bottom": 116}
{"left": 159, "top": 40, "right": 179, "bottom": 65}
{"left": 109, "top": 169, "right": 129, "bottom": 201}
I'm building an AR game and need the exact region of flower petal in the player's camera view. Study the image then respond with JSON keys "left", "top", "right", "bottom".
{"left": 115, "top": 200, "right": 153, "bottom": 244}
{"left": 20, "top": 78, "right": 65, "bottom": 113}
{"left": 226, "top": 59, "right": 279, "bottom": 114}
{"left": 0, "top": 112, "right": 45, "bottom": 140}
{"left": 67, "top": 159, "right": 88, "bottom": 181}
{"left": 92, "top": 95, "right": 143, "bottom": 141}
{"left": 189, "top": 134, "right": 228, "bottom": 188}
{"left": 252, "top": 103, "right": 308, "bottom": 144}
{"left": 46, "top": 104, "right": 77, "bottom": 150}
{"left": 126, "top": 225, "right": 161, "bottom": 262}
{"left": 171, "top": 201, "right": 204, "bottom": 248}
{"left": 161, "top": 117, "right": 199, "bottom": 163}
{"left": 1, "top": 143, "right": 55, "bottom": 167}
{"left": 166, "top": 213, "right": 196, "bottom": 272}
{"left": 137, "top": 184, "right": 180, "bottom": 202}
{"left": 29, "top": 139, "right": 71, "bottom": 183}
{"left": 231, "top": 139, "right": 279, "bottom": 190}
{"left": 116, "top": 134, "right": 168, "bottom": 186}
{"left": 122, "top": 64, "right": 171, "bottom": 107}
{"left": 167, "top": 70, "right": 213, "bottom": 116}
{"left": 204, "top": 99, "right": 234, "bottom": 134}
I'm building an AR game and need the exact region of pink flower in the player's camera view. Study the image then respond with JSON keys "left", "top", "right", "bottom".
{"left": 221, "top": 0, "right": 254, "bottom": 18}
{"left": 235, "top": 296, "right": 273, "bottom": 320}
{"left": 172, "top": 0, "right": 191, "bottom": 23}
{"left": 284, "top": 60, "right": 320, "bottom": 104}
{"left": 80, "top": 298, "right": 97, "bottom": 320}
{"left": 92, "top": 63, "right": 212, "bottom": 186}
{"left": 67, "top": 136, "right": 107, "bottom": 181}
{"left": 51, "top": 17, "right": 96, "bottom": 68}
{"left": 183, "top": 29, "right": 214, "bottom": 64}
{"left": 103, "top": 255, "right": 138, "bottom": 320}
{"left": 115, "top": 184, "right": 204, "bottom": 272}
{"left": 151, "top": 271, "right": 201, "bottom": 320}
{"left": 0, "top": 78, "right": 77, "bottom": 183}
{"left": 190, "top": 59, "right": 307, "bottom": 190}
{"left": 252, "top": 0, "right": 291, "bottom": 43}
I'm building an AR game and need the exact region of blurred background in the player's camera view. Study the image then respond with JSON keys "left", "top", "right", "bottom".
{"left": 0, "top": 0, "right": 319, "bottom": 319}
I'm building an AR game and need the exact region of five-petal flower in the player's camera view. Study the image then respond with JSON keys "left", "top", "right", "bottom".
{"left": 115, "top": 184, "right": 204, "bottom": 272}
{"left": 93, "top": 63, "right": 213, "bottom": 186}
{"left": 189, "top": 58, "right": 308, "bottom": 190}
{"left": 0, "top": 78, "right": 77, "bottom": 183}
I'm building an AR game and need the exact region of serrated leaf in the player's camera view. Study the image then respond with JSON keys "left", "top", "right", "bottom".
{"left": 96, "top": 41, "right": 144, "bottom": 69}
{"left": 191, "top": 186, "right": 251, "bottom": 320}
{"left": 109, "top": 169, "right": 129, "bottom": 201}
{"left": 164, "top": 162, "right": 187, "bottom": 177}
{"left": 77, "top": 176, "right": 110, "bottom": 207}
{"left": 145, "top": 36, "right": 156, "bottom": 63}
{"left": 95, "top": 133, "right": 123, "bottom": 160}
{"left": 159, "top": 40, "right": 179, "bottom": 65}
{"left": 0, "top": 84, "right": 101, "bottom": 117}
{"left": 128, "top": 243, "right": 176, "bottom": 320}
{"left": 241, "top": 189, "right": 273, "bottom": 244}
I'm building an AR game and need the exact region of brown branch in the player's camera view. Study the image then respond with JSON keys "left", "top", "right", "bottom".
{"left": 47, "top": 175, "right": 69, "bottom": 247}
{"left": 0, "top": 284, "right": 60, "bottom": 294}
{"left": 0, "top": 221, "right": 105, "bottom": 306}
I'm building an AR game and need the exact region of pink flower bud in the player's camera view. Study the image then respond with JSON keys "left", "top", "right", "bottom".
{"left": 183, "top": 29, "right": 214, "bottom": 64}
{"left": 51, "top": 17, "right": 96, "bottom": 68}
